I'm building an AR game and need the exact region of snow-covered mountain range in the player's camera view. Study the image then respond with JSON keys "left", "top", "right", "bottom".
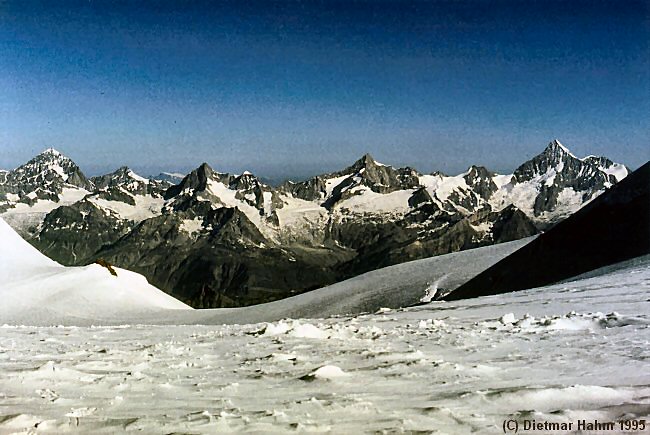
{"left": 0, "top": 140, "right": 628, "bottom": 307}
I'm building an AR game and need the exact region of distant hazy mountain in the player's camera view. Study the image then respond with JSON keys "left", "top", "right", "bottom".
{"left": 0, "top": 140, "right": 628, "bottom": 308}
{"left": 150, "top": 172, "right": 185, "bottom": 184}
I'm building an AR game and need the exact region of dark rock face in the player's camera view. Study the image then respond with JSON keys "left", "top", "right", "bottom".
{"left": 95, "top": 188, "right": 137, "bottom": 205}
{"left": 164, "top": 163, "right": 214, "bottom": 199}
{"left": 490, "top": 205, "right": 538, "bottom": 243}
{"left": 321, "top": 154, "right": 420, "bottom": 207}
{"left": 94, "top": 205, "right": 349, "bottom": 307}
{"left": 231, "top": 173, "right": 284, "bottom": 215}
{"left": 280, "top": 177, "right": 327, "bottom": 201}
{"left": 408, "top": 187, "right": 434, "bottom": 208}
{"left": 35, "top": 199, "right": 131, "bottom": 265}
{"left": 446, "top": 161, "right": 650, "bottom": 301}
{"left": 464, "top": 166, "right": 499, "bottom": 200}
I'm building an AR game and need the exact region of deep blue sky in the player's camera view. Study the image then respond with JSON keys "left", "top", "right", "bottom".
{"left": 1, "top": 0, "right": 648, "bottom": 180}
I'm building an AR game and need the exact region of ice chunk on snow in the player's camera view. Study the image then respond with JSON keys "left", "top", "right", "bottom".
{"left": 311, "top": 365, "right": 349, "bottom": 380}
{"left": 499, "top": 313, "right": 517, "bottom": 324}
{"left": 288, "top": 323, "right": 329, "bottom": 339}
{"left": 261, "top": 320, "right": 329, "bottom": 339}
{"left": 261, "top": 320, "right": 292, "bottom": 336}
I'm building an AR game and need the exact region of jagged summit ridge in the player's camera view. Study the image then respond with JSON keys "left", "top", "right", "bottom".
{"left": 2, "top": 140, "right": 633, "bottom": 308}
{"left": 90, "top": 166, "right": 171, "bottom": 199}
{"left": 41, "top": 147, "right": 63, "bottom": 156}
{"left": 546, "top": 139, "right": 576, "bottom": 157}
{"left": 0, "top": 148, "right": 93, "bottom": 212}
{"left": 502, "top": 140, "right": 629, "bottom": 217}
{"left": 11, "top": 148, "right": 92, "bottom": 188}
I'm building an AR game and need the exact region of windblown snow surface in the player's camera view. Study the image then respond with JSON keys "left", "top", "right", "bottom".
{"left": 1, "top": 258, "right": 649, "bottom": 433}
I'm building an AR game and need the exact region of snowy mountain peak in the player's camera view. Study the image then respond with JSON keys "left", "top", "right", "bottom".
{"left": 1, "top": 148, "right": 93, "bottom": 201}
{"left": 547, "top": 139, "right": 574, "bottom": 154}
{"left": 89, "top": 166, "right": 157, "bottom": 197}
{"left": 504, "top": 140, "right": 628, "bottom": 218}
{"left": 0, "top": 148, "right": 95, "bottom": 215}
{"left": 514, "top": 140, "right": 580, "bottom": 183}
{"left": 41, "top": 147, "right": 63, "bottom": 157}
{"left": 542, "top": 139, "right": 578, "bottom": 161}
{"left": 582, "top": 156, "right": 628, "bottom": 182}
{"left": 109, "top": 166, "right": 139, "bottom": 180}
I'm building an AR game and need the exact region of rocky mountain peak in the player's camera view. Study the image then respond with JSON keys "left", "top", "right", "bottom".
{"left": 230, "top": 171, "right": 261, "bottom": 191}
{"left": 332, "top": 153, "right": 419, "bottom": 197}
{"left": 7, "top": 148, "right": 93, "bottom": 191}
{"left": 0, "top": 149, "right": 93, "bottom": 212}
{"left": 358, "top": 153, "right": 376, "bottom": 166}
{"left": 464, "top": 165, "right": 493, "bottom": 183}
{"left": 196, "top": 162, "right": 214, "bottom": 177}
{"left": 337, "top": 153, "right": 385, "bottom": 176}
{"left": 89, "top": 166, "right": 161, "bottom": 198}
{"left": 536, "top": 139, "right": 575, "bottom": 164}
{"left": 463, "top": 165, "right": 498, "bottom": 201}
{"left": 41, "top": 147, "right": 63, "bottom": 157}
{"left": 508, "top": 140, "right": 629, "bottom": 218}
{"left": 514, "top": 140, "right": 580, "bottom": 183}
{"left": 546, "top": 139, "right": 573, "bottom": 154}
{"left": 164, "top": 162, "right": 214, "bottom": 199}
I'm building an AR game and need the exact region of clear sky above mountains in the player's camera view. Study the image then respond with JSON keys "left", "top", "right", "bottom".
{"left": 1, "top": 0, "right": 648, "bottom": 179}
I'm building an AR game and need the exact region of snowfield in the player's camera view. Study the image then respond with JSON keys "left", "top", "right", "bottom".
{"left": 1, "top": 254, "right": 649, "bottom": 433}
{"left": 0, "top": 218, "right": 191, "bottom": 325}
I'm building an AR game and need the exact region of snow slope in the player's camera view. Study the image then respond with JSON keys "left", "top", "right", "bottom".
{"left": 173, "top": 235, "right": 535, "bottom": 325}
{"left": 1, "top": 187, "right": 89, "bottom": 235}
{"left": 0, "top": 218, "right": 191, "bottom": 324}
{"left": 1, "top": 232, "right": 533, "bottom": 326}
{"left": 0, "top": 256, "right": 647, "bottom": 433}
